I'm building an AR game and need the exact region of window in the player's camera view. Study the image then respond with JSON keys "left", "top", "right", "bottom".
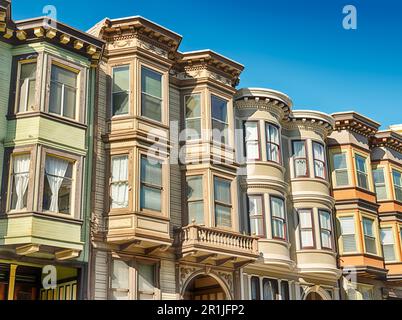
{"left": 9, "top": 154, "right": 31, "bottom": 211}
{"left": 17, "top": 62, "right": 36, "bottom": 113}
{"left": 141, "top": 66, "right": 162, "bottom": 122}
{"left": 140, "top": 156, "right": 162, "bottom": 212}
{"left": 138, "top": 263, "right": 157, "bottom": 300}
{"left": 355, "top": 155, "right": 369, "bottom": 190}
{"left": 186, "top": 176, "right": 204, "bottom": 224}
{"left": 280, "top": 281, "right": 290, "bottom": 300}
{"left": 263, "top": 279, "right": 278, "bottom": 300}
{"left": 43, "top": 156, "right": 74, "bottom": 215}
{"left": 111, "top": 260, "right": 130, "bottom": 300}
{"left": 244, "top": 122, "right": 260, "bottom": 160}
{"left": 319, "top": 210, "right": 333, "bottom": 250}
{"left": 348, "top": 284, "right": 373, "bottom": 300}
{"left": 381, "top": 228, "right": 396, "bottom": 262}
{"left": 250, "top": 277, "right": 260, "bottom": 300}
{"left": 292, "top": 141, "right": 308, "bottom": 177}
{"left": 333, "top": 153, "right": 349, "bottom": 186}
{"left": 112, "top": 66, "right": 130, "bottom": 116}
{"left": 299, "top": 209, "right": 314, "bottom": 248}
{"left": 271, "top": 197, "right": 286, "bottom": 240}
{"left": 49, "top": 64, "right": 78, "bottom": 120}
{"left": 248, "top": 195, "right": 265, "bottom": 237}
{"left": 110, "top": 155, "right": 129, "bottom": 209}
{"left": 313, "top": 142, "right": 326, "bottom": 179}
{"left": 392, "top": 170, "right": 402, "bottom": 202}
{"left": 363, "top": 217, "right": 377, "bottom": 255}
{"left": 185, "top": 95, "right": 201, "bottom": 140}
{"left": 373, "top": 168, "right": 387, "bottom": 200}
{"left": 339, "top": 217, "right": 357, "bottom": 253}
{"left": 214, "top": 177, "right": 232, "bottom": 228}
{"left": 110, "top": 259, "right": 158, "bottom": 300}
{"left": 211, "top": 95, "right": 229, "bottom": 144}
{"left": 266, "top": 123, "right": 280, "bottom": 163}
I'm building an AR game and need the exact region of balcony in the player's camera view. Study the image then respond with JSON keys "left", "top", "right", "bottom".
{"left": 176, "top": 225, "right": 259, "bottom": 268}
{"left": 0, "top": 213, "right": 83, "bottom": 260}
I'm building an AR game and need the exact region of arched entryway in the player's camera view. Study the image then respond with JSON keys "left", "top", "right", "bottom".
{"left": 182, "top": 274, "right": 231, "bottom": 300}
{"left": 305, "top": 292, "right": 324, "bottom": 300}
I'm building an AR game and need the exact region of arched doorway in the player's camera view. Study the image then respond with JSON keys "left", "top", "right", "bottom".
{"left": 305, "top": 292, "right": 324, "bottom": 300}
{"left": 183, "top": 274, "right": 229, "bottom": 300}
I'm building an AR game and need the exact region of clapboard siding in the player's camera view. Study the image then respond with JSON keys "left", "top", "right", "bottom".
{"left": 0, "top": 42, "right": 11, "bottom": 195}
{"left": 160, "top": 258, "right": 177, "bottom": 296}
{"left": 169, "top": 86, "right": 182, "bottom": 235}
{"left": 93, "top": 250, "right": 109, "bottom": 300}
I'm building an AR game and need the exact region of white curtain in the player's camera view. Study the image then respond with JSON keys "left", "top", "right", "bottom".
{"left": 45, "top": 157, "right": 69, "bottom": 213}
{"left": 245, "top": 122, "right": 259, "bottom": 160}
{"left": 13, "top": 154, "right": 31, "bottom": 210}
{"left": 299, "top": 210, "right": 313, "bottom": 247}
{"left": 313, "top": 143, "right": 325, "bottom": 178}
{"left": 111, "top": 156, "right": 129, "bottom": 208}
{"left": 294, "top": 142, "right": 307, "bottom": 176}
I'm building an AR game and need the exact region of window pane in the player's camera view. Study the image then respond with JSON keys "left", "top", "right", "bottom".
{"left": 141, "top": 93, "right": 162, "bottom": 121}
{"left": 335, "top": 170, "right": 349, "bottom": 186}
{"left": 188, "top": 202, "right": 204, "bottom": 224}
{"left": 250, "top": 277, "right": 260, "bottom": 300}
{"left": 43, "top": 156, "right": 72, "bottom": 214}
{"left": 211, "top": 95, "right": 227, "bottom": 123}
{"left": 381, "top": 228, "right": 396, "bottom": 261}
{"left": 319, "top": 211, "right": 331, "bottom": 230}
{"left": 263, "top": 279, "right": 278, "bottom": 300}
{"left": 268, "top": 124, "right": 279, "bottom": 144}
{"left": 10, "top": 154, "right": 31, "bottom": 211}
{"left": 140, "top": 186, "right": 161, "bottom": 212}
{"left": 267, "top": 144, "right": 280, "bottom": 162}
{"left": 212, "top": 120, "right": 228, "bottom": 144}
{"left": 63, "top": 86, "right": 76, "bottom": 119}
{"left": 113, "top": 92, "right": 129, "bottom": 116}
{"left": 363, "top": 218, "right": 374, "bottom": 237}
{"left": 18, "top": 63, "right": 37, "bottom": 113}
{"left": 111, "top": 156, "right": 129, "bottom": 209}
{"left": 339, "top": 217, "right": 356, "bottom": 252}
{"left": 272, "top": 219, "right": 285, "bottom": 239}
{"left": 271, "top": 197, "right": 285, "bottom": 218}
{"left": 392, "top": 171, "right": 402, "bottom": 201}
{"left": 215, "top": 204, "right": 232, "bottom": 228}
{"left": 186, "top": 95, "right": 201, "bottom": 118}
{"left": 295, "top": 159, "right": 307, "bottom": 177}
{"left": 246, "top": 142, "right": 259, "bottom": 160}
{"left": 249, "top": 196, "right": 263, "bottom": 217}
{"left": 185, "top": 118, "right": 201, "bottom": 140}
{"left": 111, "top": 260, "right": 129, "bottom": 290}
{"left": 321, "top": 230, "right": 332, "bottom": 249}
{"left": 281, "top": 281, "right": 290, "bottom": 300}
{"left": 301, "top": 230, "right": 314, "bottom": 247}
{"left": 51, "top": 65, "right": 77, "bottom": 87}
{"left": 141, "top": 157, "right": 162, "bottom": 186}
{"left": 214, "top": 177, "right": 231, "bottom": 205}
{"left": 299, "top": 210, "right": 312, "bottom": 228}
{"left": 49, "top": 82, "right": 63, "bottom": 115}
{"left": 142, "top": 67, "right": 162, "bottom": 98}
{"left": 113, "top": 66, "right": 130, "bottom": 92}
{"left": 187, "top": 176, "right": 204, "bottom": 224}
{"left": 293, "top": 141, "right": 306, "bottom": 157}
{"left": 357, "top": 172, "right": 369, "bottom": 190}
{"left": 373, "top": 169, "right": 385, "bottom": 184}
{"left": 138, "top": 263, "right": 156, "bottom": 293}
{"left": 313, "top": 142, "right": 325, "bottom": 161}
{"left": 356, "top": 155, "right": 367, "bottom": 173}
{"left": 333, "top": 153, "right": 347, "bottom": 169}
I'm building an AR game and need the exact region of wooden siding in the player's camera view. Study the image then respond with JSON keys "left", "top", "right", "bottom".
{"left": 93, "top": 250, "right": 109, "bottom": 300}
{"left": 0, "top": 42, "right": 12, "bottom": 194}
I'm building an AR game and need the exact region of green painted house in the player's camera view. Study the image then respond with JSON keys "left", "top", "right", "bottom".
{"left": 0, "top": 0, "right": 104, "bottom": 300}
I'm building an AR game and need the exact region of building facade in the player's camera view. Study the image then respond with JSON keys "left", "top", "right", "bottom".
{"left": 0, "top": 2, "right": 401, "bottom": 301}
{"left": 0, "top": 0, "right": 104, "bottom": 300}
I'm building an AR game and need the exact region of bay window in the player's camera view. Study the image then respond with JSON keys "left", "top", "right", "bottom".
{"left": 112, "top": 66, "right": 130, "bottom": 116}
{"left": 362, "top": 217, "right": 377, "bottom": 255}
{"left": 9, "top": 154, "right": 31, "bottom": 211}
{"left": 355, "top": 155, "right": 369, "bottom": 190}
{"left": 140, "top": 156, "right": 162, "bottom": 212}
{"left": 211, "top": 95, "right": 229, "bottom": 145}
{"left": 271, "top": 196, "right": 286, "bottom": 240}
{"left": 392, "top": 170, "right": 402, "bottom": 202}
{"left": 49, "top": 64, "right": 78, "bottom": 120}
{"left": 263, "top": 279, "right": 278, "bottom": 300}
{"left": 248, "top": 195, "right": 265, "bottom": 237}
{"left": 110, "top": 155, "right": 129, "bottom": 209}
{"left": 339, "top": 216, "right": 357, "bottom": 253}
{"left": 292, "top": 141, "right": 308, "bottom": 177}
{"left": 244, "top": 121, "right": 260, "bottom": 160}
{"left": 266, "top": 123, "right": 280, "bottom": 163}
{"left": 373, "top": 168, "right": 387, "bottom": 200}
{"left": 299, "top": 209, "right": 314, "bottom": 248}
{"left": 333, "top": 153, "right": 349, "bottom": 186}
{"left": 186, "top": 176, "right": 204, "bottom": 224}
{"left": 381, "top": 228, "right": 396, "bottom": 262}
{"left": 214, "top": 177, "right": 232, "bottom": 228}
{"left": 185, "top": 94, "right": 201, "bottom": 140}
{"left": 17, "top": 62, "right": 36, "bottom": 113}
{"left": 313, "top": 142, "right": 326, "bottom": 179}
{"left": 319, "top": 210, "right": 333, "bottom": 250}
{"left": 141, "top": 66, "right": 162, "bottom": 122}
{"left": 43, "top": 156, "right": 74, "bottom": 215}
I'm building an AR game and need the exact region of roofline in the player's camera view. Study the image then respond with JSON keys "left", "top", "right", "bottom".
{"left": 180, "top": 49, "right": 244, "bottom": 70}
{"left": 331, "top": 111, "right": 381, "bottom": 128}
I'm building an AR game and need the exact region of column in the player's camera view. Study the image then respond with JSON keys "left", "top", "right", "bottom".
{"left": 7, "top": 264, "right": 18, "bottom": 300}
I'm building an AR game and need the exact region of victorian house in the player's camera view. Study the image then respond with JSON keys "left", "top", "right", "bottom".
{"left": 0, "top": 0, "right": 104, "bottom": 300}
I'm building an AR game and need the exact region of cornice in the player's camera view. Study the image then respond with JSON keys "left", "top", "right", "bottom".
{"left": 371, "top": 130, "right": 402, "bottom": 155}
{"left": 332, "top": 111, "right": 380, "bottom": 138}
{"left": 284, "top": 110, "right": 335, "bottom": 138}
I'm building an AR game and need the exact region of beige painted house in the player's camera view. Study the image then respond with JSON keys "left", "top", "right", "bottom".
{"left": 84, "top": 16, "right": 402, "bottom": 300}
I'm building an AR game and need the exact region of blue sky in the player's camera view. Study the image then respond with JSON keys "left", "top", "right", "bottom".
{"left": 11, "top": 0, "right": 402, "bottom": 128}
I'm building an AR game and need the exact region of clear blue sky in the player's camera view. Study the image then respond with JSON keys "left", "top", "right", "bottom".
{"left": 11, "top": 0, "right": 402, "bottom": 128}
